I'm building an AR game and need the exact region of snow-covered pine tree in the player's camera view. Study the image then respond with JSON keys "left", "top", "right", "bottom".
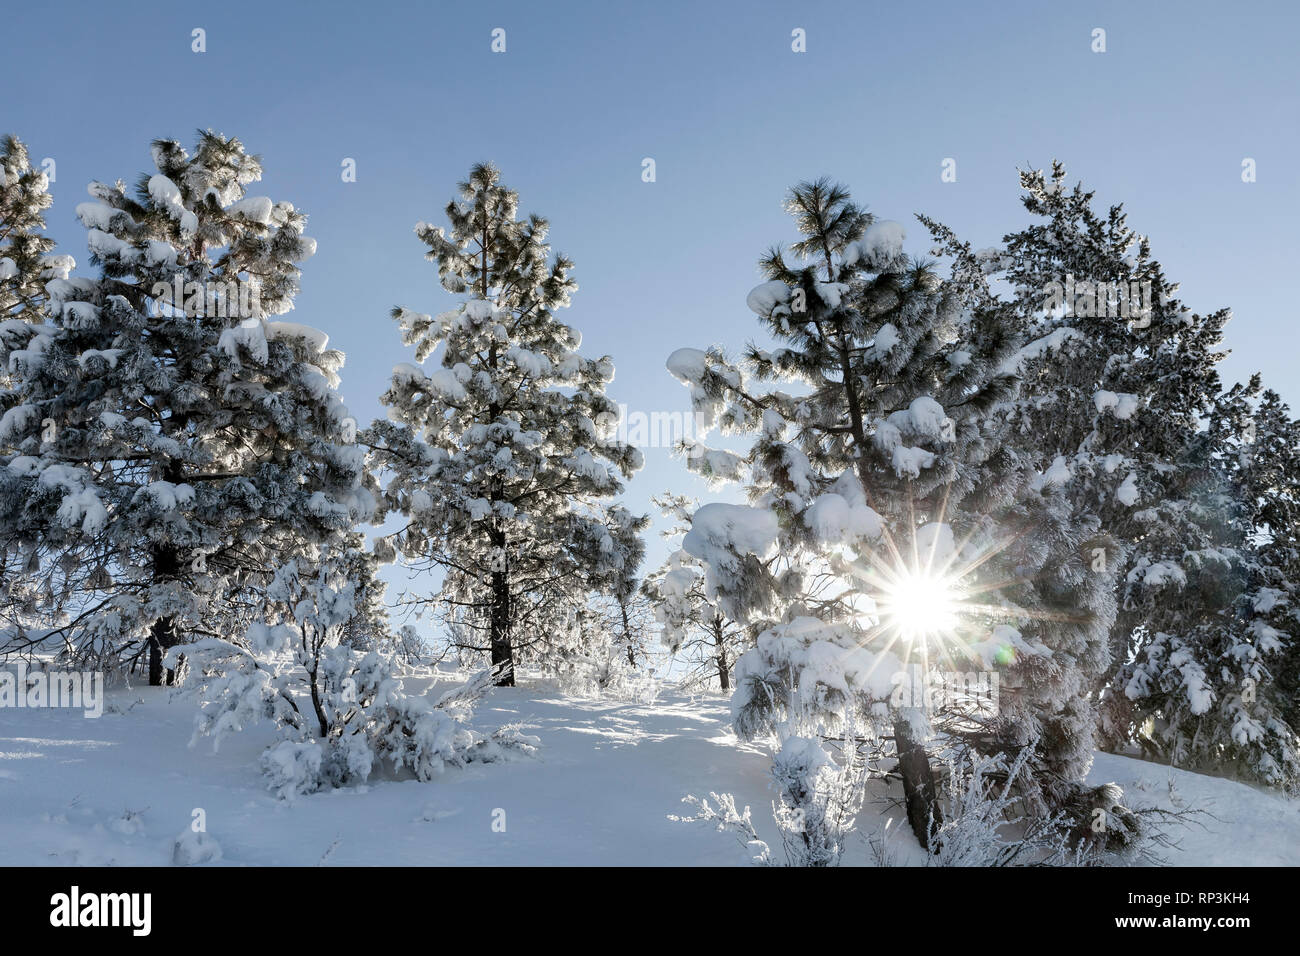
{"left": 597, "top": 503, "right": 651, "bottom": 668}
{"left": 0, "top": 135, "right": 73, "bottom": 330}
{"left": 331, "top": 530, "right": 399, "bottom": 656}
{"left": 669, "top": 178, "right": 1120, "bottom": 853}
{"left": 1248, "top": 388, "right": 1300, "bottom": 756}
{"left": 0, "top": 131, "right": 375, "bottom": 684}
{"left": 934, "top": 162, "right": 1298, "bottom": 786}
{"left": 367, "top": 163, "right": 644, "bottom": 686}
{"left": 606, "top": 591, "right": 655, "bottom": 667}
{"left": 578, "top": 588, "right": 657, "bottom": 693}
{"left": 605, "top": 526, "right": 654, "bottom": 669}
{"left": 986, "top": 164, "right": 1225, "bottom": 685}
{"left": 548, "top": 506, "right": 656, "bottom": 694}
{"left": 644, "top": 492, "right": 748, "bottom": 691}
{"left": 1118, "top": 377, "right": 1299, "bottom": 786}
{"left": 1, "top": 135, "right": 75, "bottom": 631}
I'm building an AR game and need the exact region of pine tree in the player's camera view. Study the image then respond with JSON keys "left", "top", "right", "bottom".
{"left": 940, "top": 162, "right": 1298, "bottom": 787}
{"left": 608, "top": 592, "right": 655, "bottom": 667}
{"left": 0, "top": 135, "right": 73, "bottom": 329}
{"left": 1249, "top": 389, "right": 1300, "bottom": 755}
{"left": 669, "top": 178, "right": 1120, "bottom": 852}
{"left": 600, "top": 503, "right": 651, "bottom": 668}
{"left": 985, "top": 164, "right": 1225, "bottom": 690}
{"left": 367, "top": 163, "right": 644, "bottom": 686}
{"left": 1, "top": 135, "right": 75, "bottom": 629}
{"left": 644, "top": 492, "right": 747, "bottom": 691}
{"left": 1119, "top": 378, "right": 1299, "bottom": 786}
{"left": 333, "top": 531, "right": 399, "bottom": 656}
{"left": 0, "top": 131, "right": 375, "bottom": 684}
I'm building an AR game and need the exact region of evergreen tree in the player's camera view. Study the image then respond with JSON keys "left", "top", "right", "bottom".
{"left": 367, "top": 163, "right": 643, "bottom": 686}
{"left": 937, "top": 162, "right": 1298, "bottom": 787}
{"left": 985, "top": 164, "right": 1226, "bottom": 692}
{"left": 1248, "top": 389, "right": 1300, "bottom": 752}
{"left": 608, "top": 592, "right": 655, "bottom": 667}
{"left": 644, "top": 492, "right": 747, "bottom": 691}
{"left": 333, "top": 531, "right": 401, "bottom": 657}
{"left": 598, "top": 504, "right": 651, "bottom": 669}
{"left": 1, "top": 135, "right": 75, "bottom": 630}
{"left": 669, "top": 179, "right": 1120, "bottom": 852}
{"left": 0, "top": 135, "right": 72, "bottom": 329}
{"left": 0, "top": 131, "right": 374, "bottom": 684}
{"left": 1119, "top": 378, "right": 1299, "bottom": 786}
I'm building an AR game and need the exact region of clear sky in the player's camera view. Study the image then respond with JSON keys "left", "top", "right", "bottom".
{"left": 5, "top": 0, "right": 1297, "bottom": 591}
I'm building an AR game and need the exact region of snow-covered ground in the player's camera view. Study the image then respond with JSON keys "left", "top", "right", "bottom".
{"left": 2, "top": 678, "right": 1296, "bottom": 866}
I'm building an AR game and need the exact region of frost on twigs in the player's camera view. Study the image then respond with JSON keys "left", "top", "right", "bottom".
{"left": 670, "top": 792, "right": 773, "bottom": 866}
{"left": 921, "top": 749, "right": 1098, "bottom": 867}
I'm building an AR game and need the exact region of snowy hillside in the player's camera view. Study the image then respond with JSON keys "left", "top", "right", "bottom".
{"left": 2, "top": 678, "right": 1295, "bottom": 867}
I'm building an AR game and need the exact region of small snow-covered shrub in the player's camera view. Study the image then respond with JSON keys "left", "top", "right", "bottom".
{"left": 768, "top": 731, "right": 867, "bottom": 866}
{"left": 924, "top": 749, "right": 1098, "bottom": 867}
{"left": 675, "top": 659, "right": 871, "bottom": 867}
{"left": 915, "top": 747, "right": 1190, "bottom": 866}
{"left": 670, "top": 792, "right": 773, "bottom": 866}
{"left": 172, "top": 829, "right": 222, "bottom": 866}
{"left": 170, "top": 558, "right": 536, "bottom": 798}
{"left": 553, "top": 644, "right": 661, "bottom": 703}
{"left": 673, "top": 733, "right": 866, "bottom": 868}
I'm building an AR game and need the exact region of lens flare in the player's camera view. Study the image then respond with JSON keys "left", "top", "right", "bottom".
{"left": 878, "top": 567, "right": 963, "bottom": 644}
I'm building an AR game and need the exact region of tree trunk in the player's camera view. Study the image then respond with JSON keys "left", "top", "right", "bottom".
{"left": 148, "top": 541, "right": 182, "bottom": 686}
{"left": 894, "top": 711, "right": 942, "bottom": 850}
{"left": 621, "top": 601, "right": 635, "bottom": 666}
{"left": 489, "top": 531, "right": 514, "bottom": 687}
{"left": 147, "top": 616, "right": 182, "bottom": 686}
{"left": 309, "top": 659, "right": 329, "bottom": 738}
{"left": 482, "top": 254, "right": 514, "bottom": 687}
{"left": 713, "top": 616, "right": 730, "bottom": 691}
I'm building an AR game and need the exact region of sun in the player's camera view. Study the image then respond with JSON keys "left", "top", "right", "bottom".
{"left": 846, "top": 514, "right": 1043, "bottom": 671}
{"left": 877, "top": 566, "right": 963, "bottom": 645}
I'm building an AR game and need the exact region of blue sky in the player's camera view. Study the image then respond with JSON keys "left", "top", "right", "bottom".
{"left": 5, "top": 0, "right": 1298, "bottom": 590}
